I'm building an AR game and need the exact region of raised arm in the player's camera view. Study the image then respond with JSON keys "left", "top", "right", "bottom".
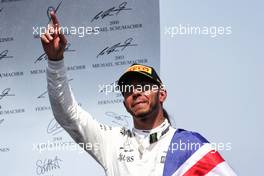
{"left": 41, "top": 11, "right": 114, "bottom": 168}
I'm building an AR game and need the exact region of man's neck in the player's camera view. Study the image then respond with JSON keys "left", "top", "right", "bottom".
{"left": 133, "top": 108, "right": 165, "bottom": 130}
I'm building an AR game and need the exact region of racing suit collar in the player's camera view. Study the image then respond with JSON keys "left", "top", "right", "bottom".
{"left": 132, "top": 119, "right": 170, "bottom": 156}
{"left": 132, "top": 119, "right": 170, "bottom": 144}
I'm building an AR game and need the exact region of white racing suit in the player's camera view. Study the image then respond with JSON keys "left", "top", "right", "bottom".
{"left": 47, "top": 60, "right": 236, "bottom": 176}
{"left": 47, "top": 60, "right": 176, "bottom": 176}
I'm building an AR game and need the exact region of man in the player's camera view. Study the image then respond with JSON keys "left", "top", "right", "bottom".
{"left": 41, "top": 12, "right": 237, "bottom": 176}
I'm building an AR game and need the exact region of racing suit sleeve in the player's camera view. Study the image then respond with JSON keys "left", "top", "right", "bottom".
{"left": 46, "top": 59, "right": 113, "bottom": 169}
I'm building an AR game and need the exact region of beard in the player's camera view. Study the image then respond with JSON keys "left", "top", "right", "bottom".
{"left": 132, "top": 93, "right": 159, "bottom": 120}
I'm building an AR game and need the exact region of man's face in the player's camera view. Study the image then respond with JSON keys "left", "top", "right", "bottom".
{"left": 122, "top": 78, "right": 166, "bottom": 119}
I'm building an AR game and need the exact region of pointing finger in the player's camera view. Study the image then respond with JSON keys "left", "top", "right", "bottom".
{"left": 50, "top": 11, "right": 60, "bottom": 27}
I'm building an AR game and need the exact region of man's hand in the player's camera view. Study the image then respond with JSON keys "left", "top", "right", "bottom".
{"left": 40, "top": 11, "right": 67, "bottom": 60}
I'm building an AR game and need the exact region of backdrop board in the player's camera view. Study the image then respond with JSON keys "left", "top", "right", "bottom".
{"left": 0, "top": 0, "right": 160, "bottom": 175}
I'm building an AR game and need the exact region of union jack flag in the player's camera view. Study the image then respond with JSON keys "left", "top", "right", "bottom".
{"left": 163, "top": 129, "right": 237, "bottom": 176}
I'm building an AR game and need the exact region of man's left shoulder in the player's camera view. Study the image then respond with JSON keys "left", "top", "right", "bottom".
{"left": 172, "top": 128, "right": 210, "bottom": 144}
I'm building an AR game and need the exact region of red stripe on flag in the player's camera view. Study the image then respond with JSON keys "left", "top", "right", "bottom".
{"left": 183, "top": 150, "right": 225, "bottom": 176}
